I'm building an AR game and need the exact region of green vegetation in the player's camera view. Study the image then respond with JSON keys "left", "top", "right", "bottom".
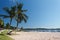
{"left": 0, "top": 1, "right": 28, "bottom": 40}
{"left": 0, "top": 3, "right": 28, "bottom": 30}
{"left": 5, "top": 23, "right": 10, "bottom": 29}
{"left": 0, "top": 35, "right": 13, "bottom": 40}
{"left": 0, "top": 18, "right": 4, "bottom": 28}
{"left": 3, "top": 6, "right": 16, "bottom": 26}
{"left": 15, "top": 3, "right": 28, "bottom": 29}
{"left": 0, "top": 30, "right": 13, "bottom": 40}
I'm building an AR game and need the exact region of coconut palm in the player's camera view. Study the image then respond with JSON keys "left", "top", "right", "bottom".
{"left": 15, "top": 3, "right": 28, "bottom": 29}
{"left": 0, "top": 2, "right": 28, "bottom": 30}
{"left": 0, "top": 6, "right": 16, "bottom": 26}
{"left": 5, "top": 23, "right": 10, "bottom": 29}
{"left": 0, "top": 18, "right": 4, "bottom": 28}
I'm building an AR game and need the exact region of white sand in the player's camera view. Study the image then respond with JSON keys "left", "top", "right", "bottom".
{"left": 9, "top": 32, "right": 60, "bottom": 40}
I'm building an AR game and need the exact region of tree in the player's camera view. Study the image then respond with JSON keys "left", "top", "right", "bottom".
{"left": 0, "top": 6, "right": 16, "bottom": 26}
{"left": 15, "top": 3, "right": 28, "bottom": 29}
{"left": 0, "top": 18, "right": 4, "bottom": 28}
{"left": 5, "top": 23, "right": 10, "bottom": 29}
{"left": 0, "top": 2, "right": 28, "bottom": 30}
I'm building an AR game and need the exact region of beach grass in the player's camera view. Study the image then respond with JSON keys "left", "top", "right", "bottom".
{"left": 0, "top": 34, "right": 13, "bottom": 40}
{"left": 0, "top": 29, "right": 13, "bottom": 40}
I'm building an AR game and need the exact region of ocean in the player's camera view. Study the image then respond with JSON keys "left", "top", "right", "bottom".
{"left": 22, "top": 29, "right": 60, "bottom": 32}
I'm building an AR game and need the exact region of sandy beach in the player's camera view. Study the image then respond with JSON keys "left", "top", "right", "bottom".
{"left": 9, "top": 32, "right": 60, "bottom": 40}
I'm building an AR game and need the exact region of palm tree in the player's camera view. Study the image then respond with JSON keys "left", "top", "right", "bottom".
{"left": 0, "top": 2, "right": 28, "bottom": 30}
{"left": 15, "top": 3, "right": 28, "bottom": 30}
{"left": 5, "top": 23, "right": 10, "bottom": 29}
{"left": 0, "top": 18, "right": 4, "bottom": 28}
{"left": 0, "top": 6, "right": 16, "bottom": 26}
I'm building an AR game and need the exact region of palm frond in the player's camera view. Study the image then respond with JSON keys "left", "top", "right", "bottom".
{"left": 0, "top": 15, "right": 7, "bottom": 17}
{"left": 23, "top": 18, "right": 27, "bottom": 23}
{"left": 11, "top": 6, "right": 16, "bottom": 11}
{"left": 3, "top": 7, "right": 10, "bottom": 13}
{"left": 17, "top": 3, "right": 23, "bottom": 10}
{"left": 23, "top": 14, "right": 28, "bottom": 19}
{"left": 21, "top": 10, "right": 27, "bottom": 12}
{"left": 0, "top": 15, "right": 10, "bottom": 18}
{"left": 22, "top": 13, "right": 28, "bottom": 23}
{"left": 3, "top": 16, "right": 10, "bottom": 18}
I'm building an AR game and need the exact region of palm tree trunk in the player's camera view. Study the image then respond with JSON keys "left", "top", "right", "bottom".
{"left": 17, "top": 21, "right": 18, "bottom": 31}
{"left": 3, "top": 18, "right": 4, "bottom": 29}
{"left": 15, "top": 21, "right": 18, "bottom": 34}
{"left": 10, "top": 18, "right": 12, "bottom": 29}
{"left": 10, "top": 18, "right": 12, "bottom": 26}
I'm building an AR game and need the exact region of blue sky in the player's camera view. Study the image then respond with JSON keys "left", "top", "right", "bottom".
{"left": 0, "top": 0, "right": 60, "bottom": 28}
